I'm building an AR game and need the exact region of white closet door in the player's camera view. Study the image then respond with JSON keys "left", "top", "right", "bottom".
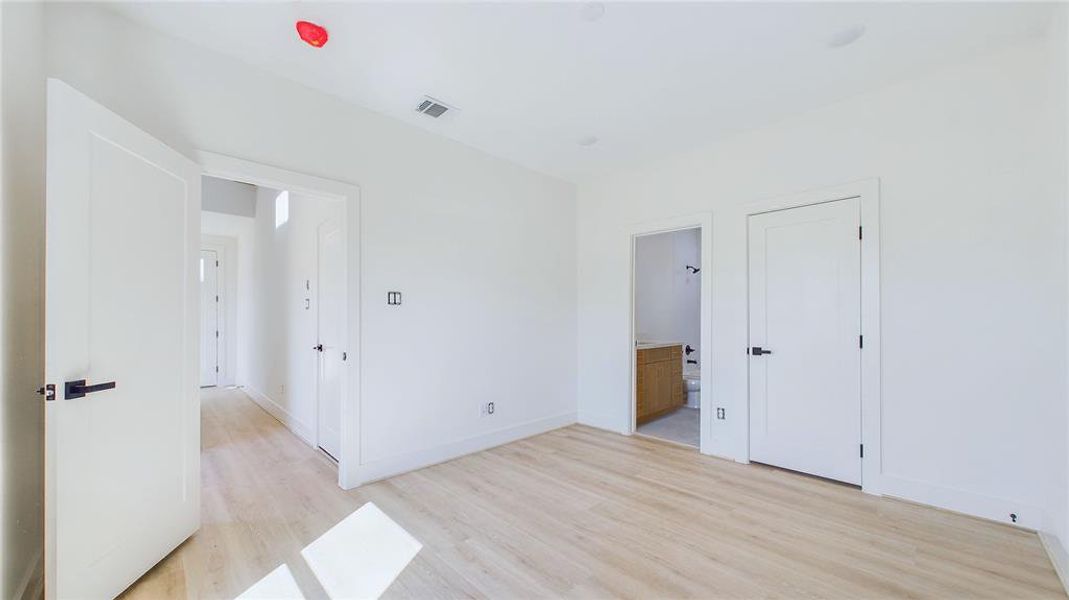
{"left": 200, "top": 249, "right": 220, "bottom": 387}
{"left": 748, "top": 198, "right": 861, "bottom": 484}
{"left": 316, "top": 218, "right": 345, "bottom": 461}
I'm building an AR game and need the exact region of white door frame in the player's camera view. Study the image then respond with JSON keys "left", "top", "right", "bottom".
{"left": 196, "top": 151, "right": 362, "bottom": 490}
{"left": 731, "top": 178, "right": 882, "bottom": 494}
{"left": 627, "top": 213, "right": 714, "bottom": 455}
{"left": 201, "top": 236, "right": 237, "bottom": 387}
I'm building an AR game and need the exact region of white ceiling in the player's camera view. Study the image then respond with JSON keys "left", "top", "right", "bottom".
{"left": 107, "top": 2, "right": 1055, "bottom": 182}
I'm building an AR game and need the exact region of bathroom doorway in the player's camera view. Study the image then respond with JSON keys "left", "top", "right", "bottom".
{"left": 632, "top": 226, "right": 702, "bottom": 448}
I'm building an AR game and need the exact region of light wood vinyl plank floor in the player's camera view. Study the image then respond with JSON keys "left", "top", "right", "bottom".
{"left": 121, "top": 387, "right": 1065, "bottom": 599}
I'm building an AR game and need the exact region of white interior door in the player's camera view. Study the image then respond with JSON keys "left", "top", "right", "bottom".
{"left": 316, "top": 218, "right": 345, "bottom": 461}
{"left": 45, "top": 79, "right": 201, "bottom": 599}
{"left": 747, "top": 198, "right": 861, "bottom": 485}
{"left": 200, "top": 249, "right": 220, "bottom": 387}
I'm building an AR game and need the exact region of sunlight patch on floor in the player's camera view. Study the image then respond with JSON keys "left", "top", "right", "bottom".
{"left": 301, "top": 502, "right": 423, "bottom": 599}
{"left": 236, "top": 564, "right": 303, "bottom": 599}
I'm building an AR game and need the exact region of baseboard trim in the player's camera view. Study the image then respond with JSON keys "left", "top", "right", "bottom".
{"left": 14, "top": 547, "right": 43, "bottom": 600}
{"left": 243, "top": 385, "right": 315, "bottom": 447}
{"left": 880, "top": 473, "right": 1043, "bottom": 530}
{"left": 577, "top": 409, "right": 627, "bottom": 434}
{"left": 352, "top": 412, "right": 577, "bottom": 487}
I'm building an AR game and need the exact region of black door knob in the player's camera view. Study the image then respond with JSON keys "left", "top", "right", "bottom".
{"left": 313, "top": 344, "right": 324, "bottom": 352}
{"left": 64, "top": 379, "right": 117, "bottom": 400}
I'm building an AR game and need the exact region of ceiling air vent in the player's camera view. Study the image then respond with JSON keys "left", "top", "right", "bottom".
{"left": 415, "top": 96, "right": 455, "bottom": 119}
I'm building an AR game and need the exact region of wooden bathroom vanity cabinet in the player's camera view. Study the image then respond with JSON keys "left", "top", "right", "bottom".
{"left": 636, "top": 343, "right": 685, "bottom": 424}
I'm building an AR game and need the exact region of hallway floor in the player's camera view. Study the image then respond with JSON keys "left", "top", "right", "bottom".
{"left": 636, "top": 406, "right": 700, "bottom": 448}
{"left": 121, "top": 387, "right": 1064, "bottom": 599}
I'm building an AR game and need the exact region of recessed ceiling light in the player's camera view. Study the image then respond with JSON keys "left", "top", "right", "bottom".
{"left": 827, "top": 24, "right": 866, "bottom": 49}
{"left": 580, "top": 2, "right": 605, "bottom": 23}
{"left": 578, "top": 136, "right": 599, "bottom": 147}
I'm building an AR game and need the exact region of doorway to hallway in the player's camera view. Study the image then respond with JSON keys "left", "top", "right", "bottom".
{"left": 200, "top": 174, "right": 348, "bottom": 466}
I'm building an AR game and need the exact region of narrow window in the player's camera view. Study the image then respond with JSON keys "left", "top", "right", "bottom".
{"left": 275, "top": 190, "right": 290, "bottom": 228}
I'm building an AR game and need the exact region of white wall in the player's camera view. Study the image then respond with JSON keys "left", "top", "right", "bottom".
{"left": 1053, "top": 2, "right": 1069, "bottom": 585}
{"left": 202, "top": 210, "right": 256, "bottom": 388}
{"left": 41, "top": 2, "right": 577, "bottom": 481}
{"left": 1, "top": 2, "right": 45, "bottom": 597}
{"left": 577, "top": 37, "right": 1067, "bottom": 537}
{"left": 634, "top": 228, "right": 701, "bottom": 364}
{"left": 243, "top": 187, "right": 342, "bottom": 444}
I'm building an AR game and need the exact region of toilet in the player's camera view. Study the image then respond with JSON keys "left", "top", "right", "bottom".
{"left": 683, "top": 366, "right": 700, "bottom": 408}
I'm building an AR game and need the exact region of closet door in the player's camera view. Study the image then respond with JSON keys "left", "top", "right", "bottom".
{"left": 748, "top": 198, "right": 861, "bottom": 485}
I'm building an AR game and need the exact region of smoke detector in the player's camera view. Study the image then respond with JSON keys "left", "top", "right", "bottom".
{"left": 415, "top": 96, "right": 457, "bottom": 119}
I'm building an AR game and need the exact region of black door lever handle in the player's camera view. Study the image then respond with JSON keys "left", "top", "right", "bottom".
{"left": 313, "top": 344, "right": 324, "bottom": 352}
{"left": 750, "top": 346, "right": 773, "bottom": 356}
{"left": 64, "top": 379, "right": 116, "bottom": 400}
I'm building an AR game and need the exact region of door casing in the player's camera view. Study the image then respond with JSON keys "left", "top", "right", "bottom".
{"left": 735, "top": 179, "right": 882, "bottom": 495}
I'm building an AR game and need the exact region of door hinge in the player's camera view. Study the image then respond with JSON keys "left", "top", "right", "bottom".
{"left": 859, "top": 226, "right": 863, "bottom": 240}
{"left": 215, "top": 366, "right": 219, "bottom": 373}
{"left": 36, "top": 383, "right": 56, "bottom": 401}
{"left": 215, "top": 330, "right": 219, "bottom": 338}
{"left": 860, "top": 443, "right": 864, "bottom": 458}
{"left": 859, "top": 334, "right": 863, "bottom": 349}
{"left": 215, "top": 295, "right": 219, "bottom": 302}
{"left": 216, "top": 260, "right": 219, "bottom": 266}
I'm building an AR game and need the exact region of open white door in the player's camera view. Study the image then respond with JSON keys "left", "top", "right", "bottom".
{"left": 747, "top": 198, "right": 861, "bottom": 485}
{"left": 316, "top": 218, "right": 345, "bottom": 461}
{"left": 200, "top": 249, "right": 220, "bottom": 387}
{"left": 45, "top": 80, "right": 201, "bottom": 599}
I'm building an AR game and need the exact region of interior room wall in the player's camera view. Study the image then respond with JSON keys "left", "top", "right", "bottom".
{"left": 1, "top": 2, "right": 45, "bottom": 597}
{"left": 577, "top": 36, "right": 1067, "bottom": 541}
{"left": 242, "top": 187, "right": 342, "bottom": 444}
{"left": 44, "top": 3, "right": 577, "bottom": 480}
{"left": 634, "top": 229, "right": 701, "bottom": 365}
{"left": 1052, "top": 2, "right": 1069, "bottom": 584}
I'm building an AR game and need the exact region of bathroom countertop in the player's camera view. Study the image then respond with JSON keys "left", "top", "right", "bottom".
{"left": 635, "top": 341, "right": 684, "bottom": 350}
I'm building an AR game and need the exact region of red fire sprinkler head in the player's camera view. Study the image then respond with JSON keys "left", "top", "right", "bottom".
{"left": 296, "top": 21, "right": 329, "bottom": 48}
